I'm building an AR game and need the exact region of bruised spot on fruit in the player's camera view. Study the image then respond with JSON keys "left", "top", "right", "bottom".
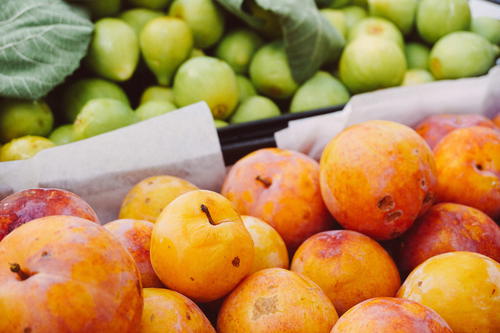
{"left": 186, "top": 312, "right": 191, "bottom": 320}
{"left": 378, "top": 196, "right": 395, "bottom": 212}
{"left": 430, "top": 58, "right": 442, "bottom": 77}
{"left": 9, "top": 263, "right": 35, "bottom": 281}
{"left": 252, "top": 295, "right": 278, "bottom": 320}
{"left": 417, "top": 281, "right": 423, "bottom": 287}
{"left": 420, "top": 178, "right": 426, "bottom": 189}
{"left": 41, "top": 251, "right": 49, "bottom": 257}
{"left": 423, "top": 192, "right": 434, "bottom": 204}
{"left": 201, "top": 204, "right": 216, "bottom": 225}
{"left": 475, "top": 163, "right": 483, "bottom": 171}
{"left": 190, "top": 277, "right": 195, "bottom": 281}
{"left": 232, "top": 256, "right": 240, "bottom": 267}
{"left": 255, "top": 175, "right": 272, "bottom": 188}
{"left": 145, "top": 197, "right": 151, "bottom": 203}
{"left": 150, "top": 313, "right": 155, "bottom": 322}
{"left": 385, "top": 210, "right": 403, "bottom": 224}
{"left": 368, "top": 25, "right": 383, "bottom": 35}
{"left": 213, "top": 105, "right": 229, "bottom": 119}
{"left": 24, "top": 327, "right": 31, "bottom": 333}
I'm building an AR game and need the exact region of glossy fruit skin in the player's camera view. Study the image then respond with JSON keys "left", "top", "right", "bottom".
{"left": 104, "top": 219, "right": 163, "bottom": 288}
{"left": 430, "top": 32, "right": 496, "bottom": 80}
{"left": 402, "top": 69, "right": 434, "bottom": 86}
{"left": 0, "top": 99, "right": 53, "bottom": 143}
{"left": 399, "top": 203, "right": 500, "bottom": 276}
{"left": 169, "top": 0, "right": 225, "bottom": 49}
{"left": 291, "top": 230, "right": 400, "bottom": 315}
{"left": 368, "top": 0, "right": 418, "bottom": 35}
{"left": 49, "top": 124, "right": 74, "bottom": 145}
{"left": 415, "top": 113, "right": 497, "bottom": 149}
{"left": 417, "top": 0, "right": 471, "bottom": 44}
{"left": 0, "top": 136, "right": 55, "bottom": 162}
{"left": 433, "top": 126, "right": 500, "bottom": 219}
{"left": 397, "top": 251, "right": 500, "bottom": 333}
{"left": 222, "top": 148, "right": 332, "bottom": 251}
{"left": 471, "top": 16, "right": 500, "bottom": 45}
{"left": 0, "top": 188, "right": 99, "bottom": 241}
{"left": 242, "top": 216, "right": 289, "bottom": 274}
{"left": 119, "top": 175, "right": 198, "bottom": 223}
{"left": 217, "top": 268, "right": 338, "bottom": 333}
{"left": 141, "top": 288, "right": 215, "bottom": 333}
{"left": 320, "top": 120, "right": 437, "bottom": 240}
{"left": 405, "top": 42, "right": 430, "bottom": 70}
{"left": 215, "top": 29, "right": 264, "bottom": 74}
{"left": 0, "top": 216, "right": 143, "bottom": 333}
{"left": 230, "top": 96, "right": 281, "bottom": 124}
{"left": 331, "top": 297, "right": 453, "bottom": 333}
{"left": 140, "top": 86, "right": 176, "bottom": 105}
{"left": 174, "top": 57, "right": 239, "bottom": 120}
{"left": 85, "top": 18, "right": 139, "bottom": 82}
{"left": 150, "top": 190, "right": 254, "bottom": 302}
{"left": 135, "top": 101, "right": 177, "bottom": 121}
{"left": 348, "top": 17, "right": 404, "bottom": 49}
{"left": 140, "top": 17, "right": 193, "bottom": 86}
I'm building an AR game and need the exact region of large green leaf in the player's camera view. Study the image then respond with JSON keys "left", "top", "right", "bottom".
{"left": 0, "top": 0, "right": 93, "bottom": 100}
{"left": 215, "top": 0, "right": 345, "bottom": 83}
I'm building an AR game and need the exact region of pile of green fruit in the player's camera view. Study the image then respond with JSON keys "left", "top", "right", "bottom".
{"left": 0, "top": 0, "right": 499, "bottom": 162}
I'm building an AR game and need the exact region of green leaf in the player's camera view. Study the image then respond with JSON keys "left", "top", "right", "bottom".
{"left": 215, "top": 0, "right": 345, "bottom": 83}
{"left": 0, "top": 0, "right": 93, "bottom": 100}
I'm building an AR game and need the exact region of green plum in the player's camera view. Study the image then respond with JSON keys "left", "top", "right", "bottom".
{"left": 49, "top": 125, "right": 74, "bottom": 146}
{"left": 189, "top": 48, "right": 206, "bottom": 59}
{"left": 169, "top": 0, "right": 225, "bottom": 49}
{"left": 417, "top": 0, "right": 471, "bottom": 44}
{"left": 402, "top": 69, "right": 434, "bottom": 86}
{"left": 230, "top": 96, "right": 281, "bottom": 124}
{"left": 173, "top": 57, "right": 239, "bottom": 120}
{"left": 471, "top": 17, "right": 500, "bottom": 46}
{"left": 320, "top": 9, "right": 348, "bottom": 39}
{"left": 135, "top": 101, "right": 177, "bottom": 121}
{"left": 340, "top": 36, "right": 407, "bottom": 93}
{"left": 348, "top": 17, "right": 404, "bottom": 49}
{"left": 73, "top": 99, "right": 137, "bottom": 140}
{"left": 429, "top": 32, "right": 496, "bottom": 80}
{"left": 85, "top": 18, "right": 139, "bottom": 82}
{"left": 249, "top": 42, "right": 299, "bottom": 100}
{"left": 342, "top": 6, "right": 368, "bottom": 31}
{"left": 119, "top": 8, "right": 163, "bottom": 36}
{"left": 85, "top": 0, "right": 122, "bottom": 19}
{"left": 140, "top": 17, "right": 193, "bottom": 86}
{"left": 0, "top": 99, "right": 53, "bottom": 143}
{"left": 368, "top": 0, "right": 418, "bottom": 35}
{"left": 404, "top": 43, "right": 431, "bottom": 70}
{"left": 215, "top": 29, "right": 264, "bottom": 74}
{"left": 290, "top": 71, "right": 350, "bottom": 113}
{"left": 214, "top": 119, "right": 228, "bottom": 128}
{"left": 62, "top": 78, "right": 130, "bottom": 122}
{"left": 127, "top": 0, "right": 171, "bottom": 10}
{"left": 0, "top": 136, "right": 55, "bottom": 162}
{"left": 140, "top": 86, "right": 176, "bottom": 105}
{"left": 236, "top": 76, "right": 257, "bottom": 102}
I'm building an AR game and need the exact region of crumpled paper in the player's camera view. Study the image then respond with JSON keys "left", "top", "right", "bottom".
{"left": 0, "top": 103, "right": 226, "bottom": 223}
{"left": 275, "top": 66, "right": 500, "bottom": 160}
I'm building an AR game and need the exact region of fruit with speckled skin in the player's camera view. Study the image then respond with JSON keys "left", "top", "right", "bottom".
{"left": 141, "top": 288, "right": 215, "bottom": 332}
{"left": 399, "top": 203, "right": 500, "bottom": 276}
{"left": 217, "top": 268, "right": 338, "bottom": 333}
{"left": 433, "top": 126, "right": 500, "bottom": 219}
{"left": 0, "top": 216, "right": 143, "bottom": 332}
{"left": 0, "top": 136, "right": 55, "bottom": 161}
{"left": 0, "top": 188, "right": 99, "bottom": 241}
{"left": 222, "top": 148, "right": 332, "bottom": 251}
{"left": 331, "top": 297, "right": 453, "bottom": 332}
{"left": 104, "top": 219, "right": 162, "bottom": 288}
{"left": 320, "top": 120, "right": 437, "bottom": 240}
{"left": 151, "top": 190, "right": 254, "bottom": 302}
{"left": 291, "top": 230, "right": 400, "bottom": 315}
{"left": 119, "top": 175, "right": 198, "bottom": 223}
{"left": 415, "top": 113, "right": 497, "bottom": 149}
{"left": 242, "top": 216, "right": 289, "bottom": 274}
{"left": 398, "top": 252, "right": 500, "bottom": 333}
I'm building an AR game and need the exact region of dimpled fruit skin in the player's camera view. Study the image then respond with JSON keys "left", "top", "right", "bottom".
{"left": 320, "top": 120, "right": 437, "bottom": 240}
{"left": 217, "top": 268, "right": 338, "bottom": 333}
{"left": 433, "top": 126, "right": 500, "bottom": 220}
{"left": 398, "top": 203, "right": 500, "bottom": 276}
{"left": 397, "top": 252, "right": 500, "bottom": 333}
{"left": 0, "top": 216, "right": 143, "bottom": 333}
{"left": 339, "top": 37, "right": 406, "bottom": 94}
{"left": 430, "top": 32, "right": 495, "bottom": 80}
{"left": 291, "top": 230, "right": 401, "bottom": 315}
{"left": 0, "top": 136, "right": 55, "bottom": 162}
{"left": 141, "top": 288, "right": 215, "bottom": 333}
{"left": 0, "top": 188, "right": 99, "bottom": 241}
{"left": 221, "top": 148, "right": 332, "bottom": 251}
{"left": 331, "top": 297, "right": 453, "bottom": 332}
{"left": 417, "top": 0, "right": 471, "bottom": 44}
{"left": 104, "top": 219, "right": 163, "bottom": 288}
{"left": 174, "top": 57, "right": 239, "bottom": 120}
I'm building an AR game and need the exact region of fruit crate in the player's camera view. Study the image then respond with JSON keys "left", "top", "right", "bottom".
{"left": 218, "top": 104, "right": 345, "bottom": 164}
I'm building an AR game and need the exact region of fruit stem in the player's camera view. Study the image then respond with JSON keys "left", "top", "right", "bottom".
{"left": 255, "top": 176, "right": 272, "bottom": 188}
{"left": 201, "top": 204, "right": 216, "bottom": 225}
{"left": 9, "top": 263, "right": 31, "bottom": 281}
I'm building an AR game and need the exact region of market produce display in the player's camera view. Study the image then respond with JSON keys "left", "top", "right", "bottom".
{"left": 1, "top": 0, "right": 499, "bottom": 161}
{"left": 1, "top": 113, "right": 499, "bottom": 332}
